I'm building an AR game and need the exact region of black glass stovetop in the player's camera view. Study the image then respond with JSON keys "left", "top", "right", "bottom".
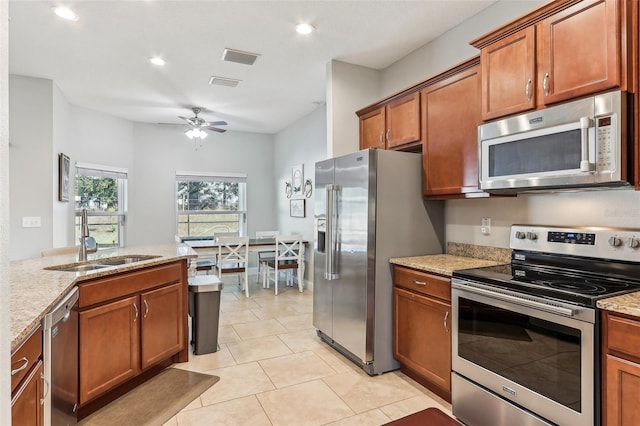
{"left": 453, "top": 251, "right": 640, "bottom": 307}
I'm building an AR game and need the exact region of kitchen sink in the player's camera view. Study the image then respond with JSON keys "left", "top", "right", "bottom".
{"left": 96, "top": 255, "right": 160, "bottom": 265}
{"left": 45, "top": 255, "right": 161, "bottom": 272}
{"left": 46, "top": 263, "right": 111, "bottom": 272}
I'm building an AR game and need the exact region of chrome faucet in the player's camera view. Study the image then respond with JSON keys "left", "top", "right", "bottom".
{"left": 78, "top": 208, "right": 97, "bottom": 261}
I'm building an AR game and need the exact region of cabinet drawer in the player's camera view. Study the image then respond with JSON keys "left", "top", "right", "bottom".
{"left": 79, "top": 262, "right": 183, "bottom": 307}
{"left": 393, "top": 266, "right": 451, "bottom": 302}
{"left": 607, "top": 314, "right": 640, "bottom": 358}
{"left": 11, "top": 325, "right": 42, "bottom": 394}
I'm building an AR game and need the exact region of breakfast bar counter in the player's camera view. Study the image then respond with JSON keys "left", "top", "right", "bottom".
{"left": 10, "top": 243, "right": 197, "bottom": 350}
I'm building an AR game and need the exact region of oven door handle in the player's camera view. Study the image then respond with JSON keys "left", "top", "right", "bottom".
{"left": 455, "top": 283, "right": 576, "bottom": 317}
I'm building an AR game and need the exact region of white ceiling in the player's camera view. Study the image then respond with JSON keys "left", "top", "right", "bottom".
{"left": 8, "top": 1, "right": 496, "bottom": 134}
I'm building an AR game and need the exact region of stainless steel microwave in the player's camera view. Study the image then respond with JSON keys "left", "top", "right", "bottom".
{"left": 478, "top": 91, "right": 630, "bottom": 193}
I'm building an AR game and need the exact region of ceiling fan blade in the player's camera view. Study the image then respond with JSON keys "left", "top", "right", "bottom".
{"left": 178, "top": 116, "right": 196, "bottom": 125}
{"left": 205, "top": 126, "right": 227, "bottom": 133}
{"left": 203, "top": 120, "right": 227, "bottom": 127}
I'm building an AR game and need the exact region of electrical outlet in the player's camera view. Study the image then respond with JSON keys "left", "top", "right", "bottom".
{"left": 22, "top": 216, "right": 41, "bottom": 228}
{"left": 481, "top": 217, "right": 491, "bottom": 235}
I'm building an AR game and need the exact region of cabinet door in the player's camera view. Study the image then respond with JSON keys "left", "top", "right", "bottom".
{"left": 423, "top": 65, "right": 482, "bottom": 197}
{"left": 79, "top": 295, "right": 139, "bottom": 404}
{"left": 539, "top": 0, "right": 619, "bottom": 105}
{"left": 11, "top": 361, "right": 43, "bottom": 426}
{"left": 480, "top": 26, "right": 536, "bottom": 120}
{"left": 605, "top": 354, "right": 640, "bottom": 425}
{"left": 140, "top": 283, "right": 184, "bottom": 370}
{"left": 394, "top": 287, "right": 451, "bottom": 395}
{"left": 386, "top": 92, "right": 421, "bottom": 149}
{"left": 359, "top": 107, "right": 386, "bottom": 150}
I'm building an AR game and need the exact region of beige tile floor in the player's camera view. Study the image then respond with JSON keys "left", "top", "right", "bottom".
{"left": 167, "top": 274, "right": 453, "bottom": 426}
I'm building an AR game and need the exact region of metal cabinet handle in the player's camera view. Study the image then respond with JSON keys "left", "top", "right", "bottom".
{"left": 413, "top": 280, "right": 427, "bottom": 286}
{"left": 11, "top": 357, "right": 29, "bottom": 375}
{"left": 525, "top": 78, "right": 532, "bottom": 101}
{"left": 543, "top": 73, "right": 550, "bottom": 96}
{"left": 385, "top": 129, "right": 390, "bottom": 143}
{"left": 40, "top": 373, "right": 50, "bottom": 405}
{"left": 444, "top": 311, "right": 449, "bottom": 333}
{"left": 143, "top": 299, "right": 149, "bottom": 318}
{"left": 133, "top": 303, "right": 139, "bottom": 322}
{"left": 379, "top": 132, "right": 384, "bottom": 146}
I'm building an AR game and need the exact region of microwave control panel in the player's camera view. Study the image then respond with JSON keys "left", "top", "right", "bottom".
{"left": 595, "top": 114, "right": 616, "bottom": 172}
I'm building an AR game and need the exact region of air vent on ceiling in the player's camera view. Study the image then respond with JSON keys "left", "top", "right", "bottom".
{"left": 208, "top": 76, "right": 242, "bottom": 87}
{"left": 221, "top": 48, "right": 260, "bottom": 66}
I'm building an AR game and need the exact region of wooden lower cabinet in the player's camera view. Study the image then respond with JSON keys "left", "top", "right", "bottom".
{"left": 79, "top": 295, "right": 140, "bottom": 404}
{"left": 602, "top": 310, "right": 640, "bottom": 425}
{"left": 11, "top": 325, "right": 43, "bottom": 426}
{"left": 78, "top": 261, "right": 187, "bottom": 412}
{"left": 11, "top": 361, "right": 43, "bottom": 426}
{"left": 393, "top": 265, "right": 451, "bottom": 401}
{"left": 140, "top": 283, "right": 184, "bottom": 369}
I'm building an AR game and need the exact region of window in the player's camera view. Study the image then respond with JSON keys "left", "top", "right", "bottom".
{"left": 176, "top": 171, "right": 247, "bottom": 238}
{"left": 75, "top": 163, "right": 127, "bottom": 248}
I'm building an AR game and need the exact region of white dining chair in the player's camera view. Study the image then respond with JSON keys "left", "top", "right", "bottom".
{"left": 216, "top": 236, "right": 250, "bottom": 297}
{"left": 255, "top": 230, "right": 279, "bottom": 283}
{"left": 262, "top": 235, "right": 303, "bottom": 295}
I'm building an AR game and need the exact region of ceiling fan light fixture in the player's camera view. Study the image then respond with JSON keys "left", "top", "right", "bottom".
{"left": 185, "top": 128, "right": 207, "bottom": 140}
{"left": 52, "top": 6, "right": 79, "bottom": 21}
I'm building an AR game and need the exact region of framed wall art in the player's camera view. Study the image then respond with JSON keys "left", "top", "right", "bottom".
{"left": 291, "top": 164, "right": 304, "bottom": 198}
{"left": 290, "top": 199, "right": 306, "bottom": 218}
{"left": 58, "top": 153, "right": 70, "bottom": 202}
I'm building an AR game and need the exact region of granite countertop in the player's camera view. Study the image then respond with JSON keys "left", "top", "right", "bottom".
{"left": 597, "top": 293, "right": 640, "bottom": 317}
{"left": 10, "top": 243, "right": 197, "bottom": 351}
{"left": 389, "top": 254, "right": 505, "bottom": 277}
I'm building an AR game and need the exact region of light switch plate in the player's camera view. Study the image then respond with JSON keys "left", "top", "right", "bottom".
{"left": 481, "top": 217, "right": 491, "bottom": 235}
{"left": 22, "top": 216, "right": 41, "bottom": 228}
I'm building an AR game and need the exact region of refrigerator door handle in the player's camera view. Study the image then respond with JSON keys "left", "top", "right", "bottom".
{"left": 325, "top": 184, "right": 340, "bottom": 280}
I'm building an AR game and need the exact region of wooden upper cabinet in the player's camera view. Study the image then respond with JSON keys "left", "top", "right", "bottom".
{"left": 358, "top": 91, "right": 421, "bottom": 151}
{"left": 481, "top": 26, "right": 536, "bottom": 120}
{"left": 474, "top": 0, "right": 625, "bottom": 121}
{"left": 539, "top": 0, "right": 620, "bottom": 104}
{"left": 422, "top": 62, "right": 483, "bottom": 198}
{"left": 386, "top": 92, "right": 421, "bottom": 149}
{"left": 359, "top": 107, "right": 386, "bottom": 150}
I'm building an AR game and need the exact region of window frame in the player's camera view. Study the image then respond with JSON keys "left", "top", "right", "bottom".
{"left": 75, "top": 162, "right": 128, "bottom": 248}
{"left": 175, "top": 171, "right": 247, "bottom": 239}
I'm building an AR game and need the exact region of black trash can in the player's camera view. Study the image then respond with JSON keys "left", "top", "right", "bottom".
{"left": 188, "top": 275, "right": 224, "bottom": 355}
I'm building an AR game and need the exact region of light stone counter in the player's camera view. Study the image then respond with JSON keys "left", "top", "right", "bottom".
{"left": 389, "top": 254, "right": 505, "bottom": 277}
{"left": 10, "top": 243, "right": 197, "bottom": 351}
{"left": 597, "top": 292, "right": 640, "bottom": 317}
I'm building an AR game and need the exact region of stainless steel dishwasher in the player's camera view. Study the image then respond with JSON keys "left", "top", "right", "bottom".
{"left": 43, "top": 286, "right": 79, "bottom": 425}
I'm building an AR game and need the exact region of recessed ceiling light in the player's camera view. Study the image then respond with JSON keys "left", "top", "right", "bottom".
{"left": 149, "top": 57, "right": 166, "bottom": 66}
{"left": 52, "top": 6, "right": 79, "bottom": 21}
{"left": 296, "top": 23, "right": 315, "bottom": 35}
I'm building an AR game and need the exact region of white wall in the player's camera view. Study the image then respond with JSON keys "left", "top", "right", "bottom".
{"left": 1, "top": 0, "right": 11, "bottom": 418}
{"left": 9, "top": 75, "right": 54, "bottom": 260}
{"left": 326, "top": 60, "right": 380, "bottom": 158}
{"left": 129, "top": 123, "right": 275, "bottom": 246}
{"left": 273, "top": 107, "right": 327, "bottom": 289}
{"left": 52, "top": 85, "right": 72, "bottom": 247}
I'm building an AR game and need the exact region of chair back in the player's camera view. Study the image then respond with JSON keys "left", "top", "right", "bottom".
{"left": 256, "top": 230, "right": 279, "bottom": 239}
{"left": 214, "top": 231, "right": 239, "bottom": 238}
{"left": 217, "top": 236, "right": 250, "bottom": 271}
{"left": 275, "top": 235, "right": 303, "bottom": 264}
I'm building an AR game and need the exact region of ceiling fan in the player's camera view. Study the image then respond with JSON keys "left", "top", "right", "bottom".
{"left": 178, "top": 107, "right": 227, "bottom": 139}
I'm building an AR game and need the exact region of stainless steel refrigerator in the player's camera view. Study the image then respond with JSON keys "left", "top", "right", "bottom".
{"left": 313, "top": 148, "right": 444, "bottom": 375}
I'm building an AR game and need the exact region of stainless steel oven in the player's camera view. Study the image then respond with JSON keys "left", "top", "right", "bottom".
{"left": 478, "top": 91, "right": 630, "bottom": 193}
{"left": 451, "top": 225, "right": 640, "bottom": 426}
{"left": 452, "top": 280, "right": 595, "bottom": 426}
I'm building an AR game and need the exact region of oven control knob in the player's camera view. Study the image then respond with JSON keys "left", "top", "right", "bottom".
{"left": 515, "top": 231, "right": 526, "bottom": 239}
{"left": 627, "top": 237, "right": 640, "bottom": 249}
{"left": 608, "top": 236, "right": 623, "bottom": 247}
{"left": 526, "top": 232, "right": 538, "bottom": 241}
